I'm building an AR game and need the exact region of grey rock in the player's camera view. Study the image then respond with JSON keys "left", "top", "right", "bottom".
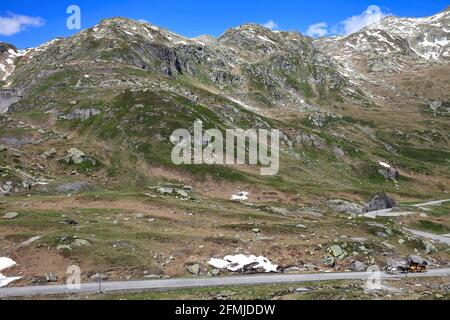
{"left": 3, "top": 212, "right": 18, "bottom": 219}
{"left": 207, "top": 268, "right": 220, "bottom": 277}
{"left": 56, "top": 181, "right": 91, "bottom": 194}
{"left": 45, "top": 272, "right": 58, "bottom": 282}
{"left": 283, "top": 266, "right": 302, "bottom": 273}
{"left": 71, "top": 239, "right": 91, "bottom": 247}
{"left": 31, "top": 276, "right": 47, "bottom": 285}
{"left": 362, "top": 193, "right": 396, "bottom": 213}
{"left": 350, "top": 260, "right": 367, "bottom": 272}
{"left": 59, "top": 107, "right": 101, "bottom": 121}
{"left": 328, "top": 245, "right": 347, "bottom": 260}
{"left": 429, "top": 101, "right": 442, "bottom": 112}
{"left": 65, "top": 148, "right": 97, "bottom": 166}
{"left": 41, "top": 148, "right": 56, "bottom": 159}
{"left": 408, "top": 255, "right": 428, "bottom": 265}
{"left": 63, "top": 219, "right": 78, "bottom": 225}
{"left": 90, "top": 273, "right": 108, "bottom": 281}
{"left": 56, "top": 245, "right": 72, "bottom": 251}
{"left": 187, "top": 264, "right": 201, "bottom": 275}
{"left": 328, "top": 199, "right": 362, "bottom": 215}
{"left": 386, "top": 258, "right": 407, "bottom": 269}
{"left": 378, "top": 166, "right": 399, "bottom": 180}
{"left": 322, "top": 256, "right": 336, "bottom": 267}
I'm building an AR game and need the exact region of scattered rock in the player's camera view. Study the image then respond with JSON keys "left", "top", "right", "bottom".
{"left": 283, "top": 266, "right": 302, "bottom": 273}
{"left": 378, "top": 162, "right": 399, "bottom": 180}
{"left": 322, "top": 256, "right": 335, "bottom": 267}
{"left": 41, "top": 148, "right": 56, "bottom": 160}
{"left": 328, "top": 199, "right": 362, "bottom": 215}
{"left": 59, "top": 107, "right": 101, "bottom": 121}
{"left": 56, "top": 181, "right": 92, "bottom": 194}
{"left": 90, "top": 273, "right": 108, "bottom": 281}
{"left": 56, "top": 245, "right": 72, "bottom": 251}
{"left": 408, "top": 255, "right": 428, "bottom": 265}
{"left": 45, "top": 272, "right": 58, "bottom": 282}
{"left": 71, "top": 239, "right": 91, "bottom": 247}
{"left": 425, "top": 242, "right": 437, "bottom": 254}
{"left": 207, "top": 269, "right": 220, "bottom": 277}
{"left": 31, "top": 276, "right": 47, "bottom": 285}
{"left": 63, "top": 219, "right": 78, "bottom": 225}
{"left": 429, "top": 100, "right": 442, "bottom": 112}
{"left": 328, "top": 245, "right": 347, "bottom": 260}
{"left": 155, "top": 184, "right": 194, "bottom": 199}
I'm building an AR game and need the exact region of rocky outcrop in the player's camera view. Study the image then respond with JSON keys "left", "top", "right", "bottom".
{"left": 0, "top": 89, "right": 20, "bottom": 113}
{"left": 362, "top": 193, "right": 396, "bottom": 213}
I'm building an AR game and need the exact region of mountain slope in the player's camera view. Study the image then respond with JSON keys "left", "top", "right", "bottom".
{"left": 0, "top": 13, "right": 448, "bottom": 200}
{"left": 316, "top": 7, "right": 450, "bottom": 75}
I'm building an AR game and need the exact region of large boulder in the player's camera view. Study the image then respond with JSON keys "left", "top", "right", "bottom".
{"left": 187, "top": 264, "right": 201, "bottom": 275}
{"left": 350, "top": 260, "right": 367, "bottom": 272}
{"left": 362, "top": 193, "right": 396, "bottom": 213}
{"left": 64, "top": 148, "right": 97, "bottom": 166}
{"left": 3, "top": 212, "right": 18, "bottom": 219}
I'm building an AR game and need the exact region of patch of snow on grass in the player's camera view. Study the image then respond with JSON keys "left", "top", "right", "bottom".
{"left": 208, "top": 254, "right": 278, "bottom": 273}
{"left": 379, "top": 161, "right": 391, "bottom": 169}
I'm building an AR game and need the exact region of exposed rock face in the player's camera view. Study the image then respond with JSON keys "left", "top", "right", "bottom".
{"left": 5, "top": 17, "right": 353, "bottom": 115}
{"left": 0, "top": 43, "right": 23, "bottom": 83}
{"left": 328, "top": 199, "right": 362, "bottom": 215}
{"left": 317, "top": 7, "right": 450, "bottom": 76}
{"left": 350, "top": 260, "right": 367, "bottom": 272}
{"left": 58, "top": 107, "right": 101, "bottom": 120}
{"left": 378, "top": 165, "right": 399, "bottom": 181}
{"left": 362, "top": 193, "right": 396, "bottom": 213}
{"left": 0, "top": 89, "right": 20, "bottom": 113}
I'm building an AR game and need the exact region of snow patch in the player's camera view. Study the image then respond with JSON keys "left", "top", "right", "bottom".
{"left": 231, "top": 191, "right": 249, "bottom": 201}
{"left": 208, "top": 254, "right": 278, "bottom": 273}
{"left": 227, "top": 97, "right": 262, "bottom": 114}
{"left": 0, "top": 257, "right": 21, "bottom": 288}
{"left": 379, "top": 161, "right": 391, "bottom": 169}
{"left": 257, "top": 35, "right": 276, "bottom": 45}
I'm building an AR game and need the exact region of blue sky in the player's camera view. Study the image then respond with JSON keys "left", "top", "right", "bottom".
{"left": 0, "top": 0, "right": 448, "bottom": 49}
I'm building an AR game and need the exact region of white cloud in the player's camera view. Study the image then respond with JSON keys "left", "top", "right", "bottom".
{"left": 304, "top": 5, "right": 390, "bottom": 38}
{"left": 340, "top": 5, "right": 389, "bottom": 35}
{"left": 305, "top": 22, "right": 328, "bottom": 38}
{"left": 262, "top": 20, "right": 278, "bottom": 30}
{"left": 138, "top": 18, "right": 149, "bottom": 23}
{"left": 0, "top": 12, "right": 45, "bottom": 36}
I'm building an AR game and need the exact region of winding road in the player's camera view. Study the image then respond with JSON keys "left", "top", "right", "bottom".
{"left": 1, "top": 268, "right": 450, "bottom": 298}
